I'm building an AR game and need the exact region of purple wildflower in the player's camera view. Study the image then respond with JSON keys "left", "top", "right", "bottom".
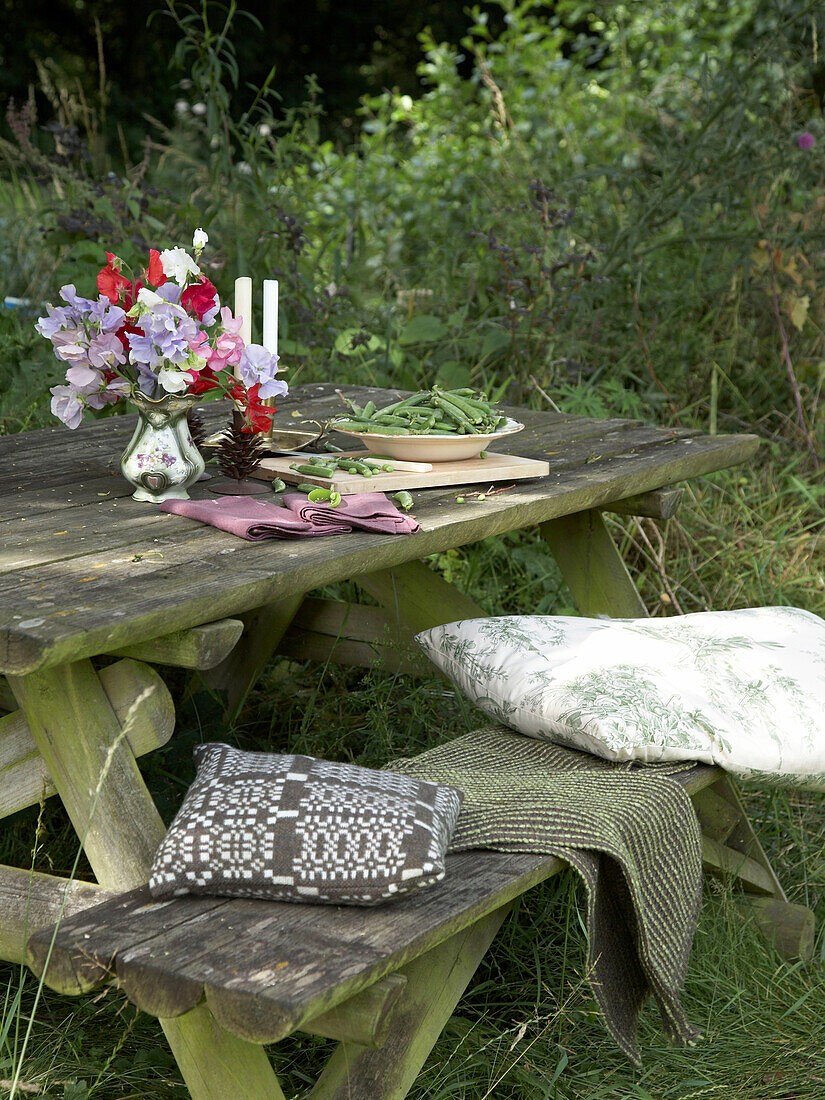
{"left": 50, "top": 385, "right": 86, "bottom": 429}
{"left": 128, "top": 304, "right": 198, "bottom": 367}
{"left": 797, "top": 132, "right": 815, "bottom": 150}
{"left": 238, "top": 343, "right": 287, "bottom": 399}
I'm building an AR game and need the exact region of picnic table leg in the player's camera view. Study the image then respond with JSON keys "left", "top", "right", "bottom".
{"left": 355, "top": 559, "right": 488, "bottom": 635}
{"left": 540, "top": 509, "right": 647, "bottom": 618}
{"left": 199, "top": 591, "right": 307, "bottom": 721}
{"left": 309, "top": 903, "right": 511, "bottom": 1100}
{"left": 7, "top": 659, "right": 288, "bottom": 1100}
{"left": 540, "top": 509, "right": 815, "bottom": 961}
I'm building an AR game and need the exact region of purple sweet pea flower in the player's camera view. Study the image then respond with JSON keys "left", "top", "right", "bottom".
{"left": 156, "top": 282, "right": 182, "bottom": 306}
{"left": 88, "top": 332, "right": 126, "bottom": 369}
{"left": 128, "top": 304, "right": 198, "bottom": 367}
{"left": 65, "top": 364, "right": 103, "bottom": 390}
{"left": 797, "top": 131, "right": 815, "bottom": 149}
{"left": 51, "top": 329, "right": 91, "bottom": 365}
{"left": 238, "top": 343, "right": 287, "bottom": 399}
{"left": 35, "top": 304, "right": 77, "bottom": 339}
{"left": 50, "top": 384, "right": 86, "bottom": 429}
{"left": 59, "top": 284, "right": 99, "bottom": 313}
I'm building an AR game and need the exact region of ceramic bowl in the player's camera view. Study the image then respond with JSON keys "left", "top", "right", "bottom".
{"left": 328, "top": 417, "right": 524, "bottom": 462}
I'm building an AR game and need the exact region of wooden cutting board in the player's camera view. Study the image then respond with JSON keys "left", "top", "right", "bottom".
{"left": 252, "top": 450, "right": 550, "bottom": 494}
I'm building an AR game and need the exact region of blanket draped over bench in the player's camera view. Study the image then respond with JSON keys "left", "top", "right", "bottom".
{"left": 389, "top": 725, "right": 703, "bottom": 1065}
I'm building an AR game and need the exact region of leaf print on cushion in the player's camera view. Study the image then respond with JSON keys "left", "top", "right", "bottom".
{"left": 415, "top": 607, "right": 825, "bottom": 788}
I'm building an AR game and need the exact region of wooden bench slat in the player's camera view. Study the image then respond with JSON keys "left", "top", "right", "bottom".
{"left": 29, "top": 849, "right": 564, "bottom": 1041}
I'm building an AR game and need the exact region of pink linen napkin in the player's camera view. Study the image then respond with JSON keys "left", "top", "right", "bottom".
{"left": 159, "top": 496, "right": 333, "bottom": 540}
{"left": 283, "top": 491, "right": 421, "bottom": 535}
{"left": 159, "top": 492, "right": 419, "bottom": 540}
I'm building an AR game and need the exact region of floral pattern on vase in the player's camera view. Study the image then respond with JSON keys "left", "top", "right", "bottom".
{"left": 120, "top": 392, "right": 205, "bottom": 503}
{"left": 416, "top": 606, "right": 825, "bottom": 789}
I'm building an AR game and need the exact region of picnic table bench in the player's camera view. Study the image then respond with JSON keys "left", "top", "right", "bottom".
{"left": 0, "top": 383, "right": 813, "bottom": 1099}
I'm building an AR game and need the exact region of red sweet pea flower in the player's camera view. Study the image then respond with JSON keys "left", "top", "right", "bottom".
{"left": 189, "top": 367, "right": 221, "bottom": 394}
{"left": 97, "top": 252, "right": 131, "bottom": 304}
{"left": 181, "top": 276, "right": 218, "bottom": 320}
{"left": 146, "top": 249, "right": 168, "bottom": 288}
{"left": 228, "top": 382, "right": 273, "bottom": 433}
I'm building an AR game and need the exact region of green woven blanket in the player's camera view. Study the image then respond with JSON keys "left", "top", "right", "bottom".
{"left": 389, "top": 725, "right": 703, "bottom": 1066}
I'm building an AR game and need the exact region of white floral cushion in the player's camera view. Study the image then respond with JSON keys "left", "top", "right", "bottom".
{"left": 416, "top": 607, "right": 825, "bottom": 789}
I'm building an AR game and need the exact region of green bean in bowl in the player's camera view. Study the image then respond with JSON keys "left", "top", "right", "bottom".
{"left": 330, "top": 387, "right": 523, "bottom": 462}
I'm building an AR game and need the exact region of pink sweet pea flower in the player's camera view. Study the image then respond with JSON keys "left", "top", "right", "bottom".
{"left": 208, "top": 306, "right": 245, "bottom": 371}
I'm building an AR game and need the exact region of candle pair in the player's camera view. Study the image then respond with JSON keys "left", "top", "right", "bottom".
{"left": 234, "top": 277, "right": 278, "bottom": 361}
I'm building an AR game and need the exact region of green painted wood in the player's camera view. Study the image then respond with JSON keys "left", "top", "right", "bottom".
{"left": 279, "top": 598, "right": 429, "bottom": 674}
{"left": 107, "top": 618, "right": 244, "bottom": 670}
{"left": 355, "top": 560, "right": 488, "bottom": 637}
{"left": 8, "top": 660, "right": 284, "bottom": 1100}
{"left": 737, "top": 896, "right": 815, "bottom": 962}
{"left": 309, "top": 905, "right": 512, "bottom": 1100}
{"left": 701, "top": 836, "right": 776, "bottom": 895}
{"left": 540, "top": 509, "right": 648, "bottom": 618}
{"left": 704, "top": 774, "right": 787, "bottom": 901}
{"left": 604, "top": 486, "right": 684, "bottom": 519}
{"left": 7, "top": 660, "right": 169, "bottom": 889}
{"left": 199, "top": 592, "right": 307, "bottom": 721}
{"left": 0, "top": 658, "right": 174, "bottom": 819}
{"left": 161, "top": 1006, "right": 287, "bottom": 1100}
{"left": 691, "top": 786, "right": 741, "bottom": 844}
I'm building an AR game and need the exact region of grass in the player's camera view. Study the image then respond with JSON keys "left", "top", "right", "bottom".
{"left": 0, "top": 452, "right": 822, "bottom": 1098}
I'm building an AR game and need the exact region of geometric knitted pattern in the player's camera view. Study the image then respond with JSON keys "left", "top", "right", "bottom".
{"left": 149, "top": 743, "right": 463, "bottom": 906}
{"left": 387, "top": 725, "right": 703, "bottom": 1067}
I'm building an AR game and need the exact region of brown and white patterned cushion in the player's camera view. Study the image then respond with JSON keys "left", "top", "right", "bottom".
{"left": 149, "top": 743, "right": 463, "bottom": 905}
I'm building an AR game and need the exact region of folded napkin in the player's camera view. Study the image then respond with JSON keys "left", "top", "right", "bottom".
{"left": 283, "top": 491, "right": 420, "bottom": 535}
{"left": 388, "top": 725, "right": 703, "bottom": 1067}
{"left": 159, "top": 492, "right": 420, "bottom": 540}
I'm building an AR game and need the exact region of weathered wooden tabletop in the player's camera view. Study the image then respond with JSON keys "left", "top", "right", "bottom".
{"left": 0, "top": 383, "right": 758, "bottom": 677}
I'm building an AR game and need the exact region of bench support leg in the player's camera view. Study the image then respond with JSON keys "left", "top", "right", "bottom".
{"left": 8, "top": 660, "right": 287, "bottom": 1100}
{"left": 308, "top": 903, "right": 511, "bottom": 1100}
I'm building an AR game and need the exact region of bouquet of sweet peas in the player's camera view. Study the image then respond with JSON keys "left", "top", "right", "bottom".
{"left": 36, "top": 230, "right": 286, "bottom": 432}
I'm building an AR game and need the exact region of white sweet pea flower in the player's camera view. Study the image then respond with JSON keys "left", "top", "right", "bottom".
{"left": 192, "top": 228, "right": 208, "bottom": 251}
{"left": 159, "top": 247, "right": 200, "bottom": 285}
{"left": 137, "top": 287, "right": 165, "bottom": 310}
{"left": 157, "top": 367, "right": 194, "bottom": 394}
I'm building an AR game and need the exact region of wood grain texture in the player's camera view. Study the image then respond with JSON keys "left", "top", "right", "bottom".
{"left": 0, "top": 658, "right": 174, "bottom": 818}
{"left": 106, "top": 618, "right": 244, "bottom": 670}
{"left": 0, "top": 863, "right": 115, "bottom": 965}
{"left": 8, "top": 660, "right": 284, "bottom": 1100}
{"left": 29, "top": 849, "right": 566, "bottom": 1038}
{"left": 199, "top": 592, "right": 307, "bottom": 721}
{"left": 7, "top": 660, "right": 168, "bottom": 891}
{"left": 279, "top": 597, "right": 429, "bottom": 674}
{"left": 0, "top": 413, "right": 756, "bottom": 668}
{"left": 355, "top": 560, "right": 488, "bottom": 637}
{"left": 256, "top": 450, "right": 550, "bottom": 493}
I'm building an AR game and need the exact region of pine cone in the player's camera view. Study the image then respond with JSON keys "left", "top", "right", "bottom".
{"left": 186, "top": 408, "right": 208, "bottom": 455}
{"left": 216, "top": 411, "right": 266, "bottom": 482}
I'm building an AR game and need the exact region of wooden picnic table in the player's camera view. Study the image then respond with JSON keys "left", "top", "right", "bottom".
{"left": 2, "top": 382, "right": 790, "bottom": 1098}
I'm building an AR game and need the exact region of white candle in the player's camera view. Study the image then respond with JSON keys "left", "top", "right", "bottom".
{"left": 263, "top": 279, "right": 278, "bottom": 359}
{"left": 234, "top": 275, "right": 252, "bottom": 343}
